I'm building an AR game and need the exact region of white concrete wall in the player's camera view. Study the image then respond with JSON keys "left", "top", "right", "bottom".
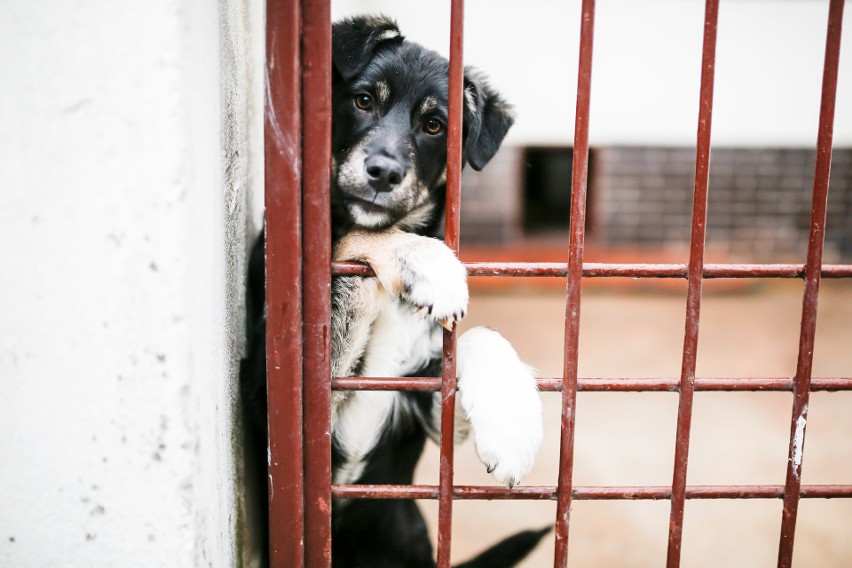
{"left": 333, "top": 0, "right": 852, "bottom": 147}
{"left": 0, "top": 0, "right": 263, "bottom": 566}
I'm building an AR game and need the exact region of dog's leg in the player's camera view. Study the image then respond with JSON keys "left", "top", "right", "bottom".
{"left": 336, "top": 229, "right": 476, "bottom": 450}
{"left": 330, "top": 276, "right": 381, "bottom": 378}
{"left": 335, "top": 231, "right": 543, "bottom": 485}
{"left": 456, "top": 326, "right": 543, "bottom": 488}
{"left": 329, "top": 273, "right": 382, "bottom": 421}
{"left": 334, "top": 229, "right": 469, "bottom": 330}
{"left": 418, "top": 388, "right": 472, "bottom": 447}
{"left": 412, "top": 333, "right": 542, "bottom": 488}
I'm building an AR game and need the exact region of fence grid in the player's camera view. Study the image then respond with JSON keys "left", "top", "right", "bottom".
{"left": 264, "top": 0, "right": 851, "bottom": 567}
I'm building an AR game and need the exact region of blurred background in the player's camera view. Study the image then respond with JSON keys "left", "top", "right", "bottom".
{"left": 1, "top": 0, "right": 850, "bottom": 566}
{"left": 417, "top": 281, "right": 852, "bottom": 566}
{"left": 332, "top": 0, "right": 852, "bottom": 566}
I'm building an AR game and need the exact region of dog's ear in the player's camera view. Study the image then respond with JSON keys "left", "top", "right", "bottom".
{"left": 463, "top": 68, "right": 515, "bottom": 171}
{"left": 332, "top": 16, "right": 404, "bottom": 81}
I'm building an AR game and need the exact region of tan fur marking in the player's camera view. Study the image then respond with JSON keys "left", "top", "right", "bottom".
{"left": 376, "top": 81, "right": 391, "bottom": 104}
{"left": 418, "top": 96, "right": 439, "bottom": 116}
{"left": 334, "top": 230, "right": 407, "bottom": 295}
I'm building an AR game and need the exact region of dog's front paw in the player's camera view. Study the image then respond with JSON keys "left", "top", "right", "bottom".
{"left": 457, "top": 327, "right": 543, "bottom": 487}
{"left": 392, "top": 237, "right": 468, "bottom": 330}
{"left": 333, "top": 230, "right": 468, "bottom": 329}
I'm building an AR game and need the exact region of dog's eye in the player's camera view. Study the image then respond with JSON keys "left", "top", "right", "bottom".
{"left": 424, "top": 118, "right": 443, "bottom": 135}
{"left": 354, "top": 94, "right": 374, "bottom": 111}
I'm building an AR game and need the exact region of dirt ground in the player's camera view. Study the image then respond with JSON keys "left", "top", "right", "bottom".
{"left": 414, "top": 279, "right": 852, "bottom": 567}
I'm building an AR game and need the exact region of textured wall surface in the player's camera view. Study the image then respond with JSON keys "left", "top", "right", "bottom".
{"left": 0, "top": 0, "right": 262, "bottom": 565}
{"left": 594, "top": 147, "right": 852, "bottom": 261}
{"left": 459, "top": 145, "right": 852, "bottom": 261}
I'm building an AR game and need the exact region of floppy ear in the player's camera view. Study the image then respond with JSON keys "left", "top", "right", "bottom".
{"left": 463, "top": 68, "right": 515, "bottom": 171}
{"left": 332, "top": 16, "right": 404, "bottom": 81}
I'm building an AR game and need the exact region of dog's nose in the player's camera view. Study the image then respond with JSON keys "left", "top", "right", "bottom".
{"left": 364, "top": 155, "right": 406, "bottom": 192}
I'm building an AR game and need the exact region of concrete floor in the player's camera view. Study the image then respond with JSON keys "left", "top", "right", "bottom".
{"left": 414, "top": 279, "right": 852, "bottom": 567}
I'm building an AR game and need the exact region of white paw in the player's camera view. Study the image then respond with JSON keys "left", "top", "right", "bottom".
{"left": 393, "top": 237, "right": 468, "bottom": 330}
{"left": 333, "top": 230, "right": 468, "bottom": 329}
{"left": 457, "top": 327, "right": 543, "bottom": 487}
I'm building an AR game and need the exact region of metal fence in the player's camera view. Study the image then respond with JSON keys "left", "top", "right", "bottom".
{"left": 263, "top": 0, "right": 851, "bottom": 566}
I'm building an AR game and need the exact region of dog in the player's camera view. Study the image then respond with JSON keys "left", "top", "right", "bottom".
{"left": 242, "top": 15, "right": 546, "bottom": 567}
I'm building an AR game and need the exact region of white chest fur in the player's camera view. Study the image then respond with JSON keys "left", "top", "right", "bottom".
{"left": 360, "top": 290, "right": 443, "bottom": 378}
{"left": 332, "top": 291, "right": 442, "bottom": 485}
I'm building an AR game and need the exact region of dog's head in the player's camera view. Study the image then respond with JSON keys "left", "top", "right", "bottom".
{"left": 331, "top": 15, "right": 514, "bottom": 234}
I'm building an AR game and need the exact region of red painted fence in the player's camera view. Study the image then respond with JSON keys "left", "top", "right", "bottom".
{"left": 264, "top": 1, "right": 850, "bottom": 566}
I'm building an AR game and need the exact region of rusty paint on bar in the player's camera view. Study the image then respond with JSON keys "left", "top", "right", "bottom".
{"left": 331, "top": 376, "right": 852, "bottom": 393}
{"left": 778, "top": 1, "right": 845, "bottom": 566}
{"left": 331, "top": 484, "right": 852, "bottom": 501}
{"left": 301, "top": 0, "right": 333, "bottom": 566}
{"left": 332, "top": 261, "right": 852, "bottom": 279}
{"left": 333, "top": 377, "right": 442, "bottom": 391}
{"left": 554, "top": 2, "right": 595, "bottom": 566}
{"left": 437, "top": 1, "right": 465, "bottom": 566}
{"left": 667, "top": 2, "right": 718, "bottom": 566}
{"left": 265, "top": 0, "right": 304, "bottom": 565}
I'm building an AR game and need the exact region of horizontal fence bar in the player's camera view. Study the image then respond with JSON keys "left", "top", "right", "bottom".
{"left": 332, "top": 484, "right": 852, "bottom": 501}
{"left": 332, "top": 377, "right": 852, "bottom": 393}
{"left": 332, "top": 261, "right": 852, "bottom": 279}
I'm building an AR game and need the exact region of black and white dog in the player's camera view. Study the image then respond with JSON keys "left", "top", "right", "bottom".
{"left": 242, "top": 16, "right": 546, "bottom": 567}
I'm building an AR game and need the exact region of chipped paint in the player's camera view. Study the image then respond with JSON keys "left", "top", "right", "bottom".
{"left": 792, "top": 404, "right": 808, "bottom": 478}
{"left": 264, "top": 62, "right": 301, "bottom": 172}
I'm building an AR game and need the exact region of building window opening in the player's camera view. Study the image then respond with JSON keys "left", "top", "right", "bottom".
{"left": 522, "top": 146, "right": 582, "bottom": 237}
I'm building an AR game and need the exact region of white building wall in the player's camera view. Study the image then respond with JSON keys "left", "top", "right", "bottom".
{"left": 0, "top": 0, "right": 263, "bottom": 566}
{"left": 333, "top": 0, "right": 852, "bottom": 147}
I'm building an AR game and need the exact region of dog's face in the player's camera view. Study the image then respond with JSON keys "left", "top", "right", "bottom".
{"left": 331, "top": 16, "right": 514, "bottom": 233}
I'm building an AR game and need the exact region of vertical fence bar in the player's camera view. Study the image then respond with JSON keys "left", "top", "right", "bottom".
{"left": 265, "top": 0, "right": 304, "bottom": 565}
{"left": 777, "top": 1, "right": 845, "bottom": 566}
{"left": 553, "top": 1, "right": 595, "bottom": 565}
{"left": 437, "top": 1, "right": 465, "bottom": 566}
{"left": 666, "top": 1, "right": 719, "bottom": 565}
{"left": 301, "top": 0, "right": 333, "bottom": 566}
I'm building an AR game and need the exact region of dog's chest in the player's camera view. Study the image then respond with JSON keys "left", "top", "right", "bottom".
{"left": 332, "top": 291, "right": 441, "bottom": 485}
{"left": 360, "top": 290, "right": 442, "bottom": 378}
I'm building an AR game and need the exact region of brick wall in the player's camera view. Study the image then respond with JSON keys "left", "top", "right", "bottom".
{"left": 594, "top": 147, "right": 852, "bottom": 261}
{"left": 461, "top": 146, "right": 852, "bottom": 262}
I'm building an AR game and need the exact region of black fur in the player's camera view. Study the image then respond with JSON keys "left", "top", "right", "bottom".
{"left": 241, "top": 15, "right": 546, "bottom": 567}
